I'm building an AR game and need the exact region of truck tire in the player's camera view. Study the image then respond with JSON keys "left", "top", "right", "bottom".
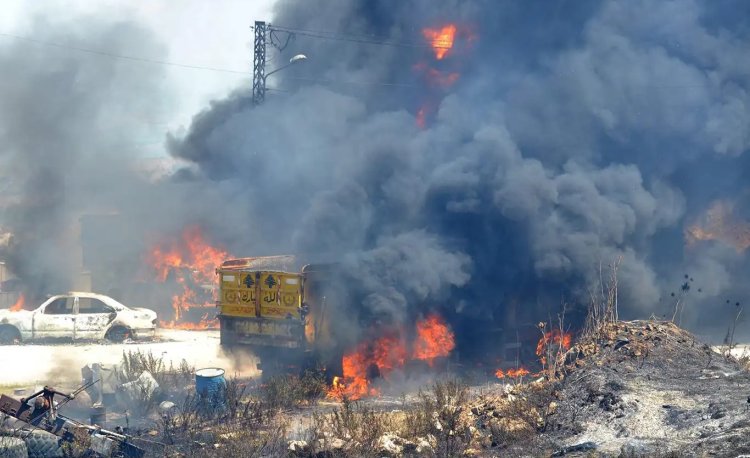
{"left": 23, "top": 430, "right": 63, "bottom": 458}
{"left": 0, "top": 436, "right": 27, "bottom": 458}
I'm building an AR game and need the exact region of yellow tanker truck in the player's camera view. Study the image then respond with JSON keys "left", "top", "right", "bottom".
{"left": 215, "top": 256, "right": 339, "bottom": 376}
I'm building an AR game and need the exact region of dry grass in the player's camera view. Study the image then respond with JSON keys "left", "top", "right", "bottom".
{"left": 260, "top": 370, "right": 327, "bottom": 410}
{"left": 584, "top": 257, "right": 621, "bottom": 341}
{"left": 305, "top": 378, "right": 471, "bottom": 457}
{"left": 157, "top": 371, "right": 327, "bottom": 457}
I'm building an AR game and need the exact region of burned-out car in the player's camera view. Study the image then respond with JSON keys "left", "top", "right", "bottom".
{"left": 0, "top": 292, "right": 157, "bottom": 344}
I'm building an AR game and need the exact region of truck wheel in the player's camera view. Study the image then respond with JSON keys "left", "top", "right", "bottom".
{"left": 0, "top": 325, "right": 20, "bottom": 345}
{"left": 23, "top": 430, "right": 63, "bottom": 458}
{"left": 0, "top": 436, "right": 27, "bottom": 458}
{"left": 105, "top": 326, "right": 131, "bottom": 343}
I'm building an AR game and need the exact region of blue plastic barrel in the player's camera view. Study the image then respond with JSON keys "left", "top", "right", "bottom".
{"left": 195, "top": 368, "right": 226, "bottom": 400}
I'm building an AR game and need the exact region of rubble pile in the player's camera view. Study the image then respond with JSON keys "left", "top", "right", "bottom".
{"left": 464, "top": 320, "right": 750, "bottom": 456}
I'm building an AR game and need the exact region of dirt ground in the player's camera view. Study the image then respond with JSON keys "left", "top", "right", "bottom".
{"left": 0, "top": 329, "right": 259, "bottom": 392}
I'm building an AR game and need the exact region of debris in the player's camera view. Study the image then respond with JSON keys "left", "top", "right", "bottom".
{"left": 0, "top": 383, "right": 147, "bottom": 458}
{"left": 116, "top": 371, "right": 159, "bottom": 406}
{"left": 89, "top": 433, "right": 116, "bottom": 456}
{"left": 81, "top": 363, "right": 119, "bottom": 406}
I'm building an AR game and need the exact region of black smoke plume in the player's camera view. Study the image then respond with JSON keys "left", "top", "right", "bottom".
{"left": 2, "top": 1, "right": 750, "bottom": 349}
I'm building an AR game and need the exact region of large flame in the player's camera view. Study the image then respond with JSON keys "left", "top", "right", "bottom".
{"left": 328, "top": 315, "right": 455, "bottom": 400}
{"left": 412, "top": 314, "right": 455, "bottom": 365}
{"left": 415, "top": 23, "right": 474, "bottom": 128}
{"left": 422, "top": 24, "right": 457, "bottom": 60}
{"left": 9, "top": 294, "right": 24, "bottom": 312}
{"left": 536, "top": 329, "right": 573, "bottom": 365}
{"left": 147, "top": 226, "right": 230, "bottom": 328}
{"left": 685, "top": 200, "right": 750, "bottom": 252}
{"left": 328, "top": 341, "right": 380, "bottom": 400}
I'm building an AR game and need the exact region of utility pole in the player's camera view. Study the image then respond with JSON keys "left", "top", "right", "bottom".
{"left": 252, "top": 21, "right": 267, "bottom": 105}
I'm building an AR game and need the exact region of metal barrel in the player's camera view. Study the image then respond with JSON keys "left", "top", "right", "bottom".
{"left": 195, "top": 368, "right": 226, "bottom": 400}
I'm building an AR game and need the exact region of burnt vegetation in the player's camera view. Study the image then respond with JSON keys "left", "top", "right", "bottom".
{"left": 4, "top": 262, "right": 750, "bottom": 458}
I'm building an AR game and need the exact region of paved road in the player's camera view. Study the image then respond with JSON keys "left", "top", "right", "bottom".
{"left": 0, "top": 329, "right": 259, "bottom": 390}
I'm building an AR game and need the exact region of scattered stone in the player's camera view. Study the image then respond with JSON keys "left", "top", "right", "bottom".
{"left": 288, "top": 440, "right": 309, "bottom": 454}
{"left": 376, "top": 433, "right": 405, "bottom": 456}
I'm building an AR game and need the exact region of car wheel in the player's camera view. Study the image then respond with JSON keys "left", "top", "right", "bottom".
{"left": 0, "top": 325, "right": 20, "bottom": 345}
{"left": 106, "top": 326, "right": 131, "bottom": 343}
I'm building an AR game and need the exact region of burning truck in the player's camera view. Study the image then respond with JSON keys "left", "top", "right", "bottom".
{"left": 215, "top": 255, "right": 463, "bottom": 396}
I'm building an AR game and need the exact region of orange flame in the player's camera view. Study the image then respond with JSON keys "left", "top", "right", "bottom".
{"left": 373, "top": 333, "right": 408, "bottom": 376}
{"left": 327, "top": 315, "right": 455, "bottom": 400}
{"left": 685, "top": 200, "right": 750, "bottom": 252}
{"left": 495, "top": 367, "right": 530, "bottom": 379}
{"left": 536, "top": 329, "right": 572, "bottom": 365}
{"left": 159, "top": 313, "right": 218, "bottom": 330}
{"left": 422, "top": 24, "right": 457, "bottom": 60}
{"left": 327, "top": 340, "right": 380, "bottom": 400}
{"left": 9, "top": 294, "right": 24, "bottom": 312}
{"left": 413, "top": 314, "right": 455, "bottom": 365}
{"left": 148, "top": 226, "right": 229, "bottom": 328}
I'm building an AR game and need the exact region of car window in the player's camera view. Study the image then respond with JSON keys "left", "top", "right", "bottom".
{"left": 44, "top": 297, "right": 75, "bottom": 315}
{"left": 78, "top": 298, "right": 115, "bottom": 314}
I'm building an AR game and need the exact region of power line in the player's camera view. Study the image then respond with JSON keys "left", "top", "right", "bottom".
{"left": 0, "top": 31, "right": 418, "bottom": 90}
{"left": 270, "top": 25, "right": 437, "bottom": 50}
{"left": 1, "top": 29, "right": 712, "bottom": 94}
{"left": 0, "top": 32, "right": 251, "bottom": 75}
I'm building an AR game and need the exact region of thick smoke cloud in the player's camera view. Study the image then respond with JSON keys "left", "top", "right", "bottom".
{"left": 0, "top": 15, "right": 176, "bottom": 298}
{"left": 3, "top": 1, "right": 749, "bottom": 348}
{"left": 169, "top": 0, "right": 750, "bottom": 342}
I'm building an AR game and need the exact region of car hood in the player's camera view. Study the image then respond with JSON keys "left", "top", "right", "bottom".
{"left": 0, "top": 309, "right": 32, "bottom": 322}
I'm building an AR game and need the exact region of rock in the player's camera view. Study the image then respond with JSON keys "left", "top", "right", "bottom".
{"left": 288, "top": 440, "right": 309, "bottom": 454}
{"left": 547, "top": 401, "right": 558, "bottom": 415}
{"left": 414, "top": 435, "right": 436, "bottom": 455}
{"left": 376, "top": 433, "right": 404, "bottom": 456}
{"left": 159, "top": 401, "right": 176, "bottom": 413}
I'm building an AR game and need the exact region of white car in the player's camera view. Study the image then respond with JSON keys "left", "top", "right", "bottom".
{"left": 0, "top": 292, "right": 157, "bottom": 344}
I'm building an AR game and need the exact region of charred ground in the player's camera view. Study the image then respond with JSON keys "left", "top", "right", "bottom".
{"left": 464, "top": 320, "right": 750, "bottom": 457}
{"left": 2, "top": 319, "right": 750, "bottom": 457}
